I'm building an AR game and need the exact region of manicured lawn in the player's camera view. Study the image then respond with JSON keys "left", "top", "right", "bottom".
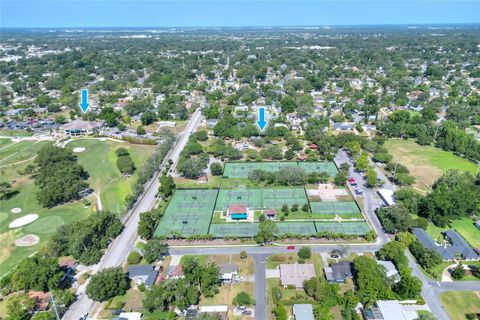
{"left": 0, "top": 138, "right": 154, "bottom": 276}
{"left": 174, "top": 175, "right": 222, "bottom": 189}
{"left": 384, "top": 139, "right": 478, "bottom": 190}
{"left": 440, "top": 291, "right": 480, "bottom": 320}
{"left": 0, "top": 140, "right": 50, "bottom": 166}
{"left": 424, "top": 218, "right": 479, "bottom": 250}
{"left": 66, "top": 138, "right": 155, "bottom": 214}
{"left": 451, "top": 218, "right": 480, "bottom": 248}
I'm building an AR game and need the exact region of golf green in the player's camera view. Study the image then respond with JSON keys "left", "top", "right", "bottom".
{"left": 25, "top": 216, "right": 65, "bottom": 234}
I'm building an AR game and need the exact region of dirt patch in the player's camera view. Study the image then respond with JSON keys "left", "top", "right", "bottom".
{"left": 15, "top": 234, "right": 40, "bottom": 246}
{"left": 9, "top": 214, "right": 39, "bottom": 228}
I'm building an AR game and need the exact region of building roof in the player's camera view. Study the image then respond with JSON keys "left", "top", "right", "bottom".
{"left": 218, "top": 263, "right": 238, "bottom": 274}
{"left": 228, "top": 203, "right": 247, "bottom": 214}
{"left": 377, "top": 300, "right": 417, "bottom": 320}
{"left": 293, "top": 304, "right": 315, "bottom": 320}
{"left": 28, "top": 291, "right": 52, "bottom": 311}
{"left": 280, "top": 263, "right": 316, "bottom": 288}
{"left": 377, "top": 260, "right": 399, "bottom": 279}
{"left": 128, "top": 265, "right": 154, "bottom": 277}
{"left": 117, "top": 312, "right": 142, "bottom": 320}
{"left": 324, "top": 261, "right": 353, "bottom": 282}
{"left": 266, "top": 208, "right": 276, "bottom": 216}
{"left": 412, "top": 228, "right": 479, "bottom": 261}
{"left": 60, "top": 119, "right": 103, "bottom": 131}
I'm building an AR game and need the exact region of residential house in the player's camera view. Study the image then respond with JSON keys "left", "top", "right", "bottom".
{"left": 324, "top": 261, "right": 353, "bottom": 283}
{"left": 168, "top": 265, "right": 184, "bottom": 279}
{"left": 113, "top": 312, "right": 143, "bottom": 320}
{"left": 279, "top": 263, "right": 316, "bottom": 289}
{"left": 127, "top": 265, "right": 158, "bottom": 287}
{"left": 411, "top": 228, "right": 479, "bottom": 261}
{"left": 28, "top": 291, "right": 52, "bottom": 312}
{"left": 363, "top": 300, "right": 418, "bottom": 320}
{"left": 377, "top": 260, "right": 400, "bottom": 283}
{"left": 293, "top": 304, "right": 315, "bottom": 320}
{"left": 206, "top": 119, "right": 219, "bottom": 128}
{"left": 218, "top": 263, "right": 239, "bottom": 283}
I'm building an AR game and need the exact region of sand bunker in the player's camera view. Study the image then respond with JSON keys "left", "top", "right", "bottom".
{"left": 10, "top": 208, "right": 22, "bottom": 214}
{"left": 15, "top": 234, "right": 40, "bottom": 246}
{"left": 73, "top": 147, "right": 86, "bottom": 153}
{"left": 9, "top": 214, "right": 39, "bottom": 228}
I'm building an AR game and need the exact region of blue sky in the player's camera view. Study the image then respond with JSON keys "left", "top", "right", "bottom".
{"left": 1, "top": 1, "right": 480, "bottom": 28}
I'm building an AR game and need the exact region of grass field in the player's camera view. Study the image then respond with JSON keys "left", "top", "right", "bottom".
{"left": 440, "top": 291, "right": 480, "bottom": 320}
{"left": 66, "top": 138, "right": 155, "bottom": 213}
{"left": 384, "top": 139, "right": 478, "bottom": 190}
{"left": 0, "top": 140, "right": 50, "bottom": 167}
{"left": 425, "top": 218, "right": 480, "bottom": 249}
{"left": 0, "top": 138, "right": 155, "bottom": 277}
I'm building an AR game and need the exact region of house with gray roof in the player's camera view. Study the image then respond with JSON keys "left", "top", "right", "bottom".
{"left": 412, "top": 228, "right": 479, "bottom": 261}
{"left": 127, "top": 265, "right": 158, "bottom": 287}
{"left": 323, "top": 261, "right": 353, "bottom": 283}
{"left": 293, "top": 304, "right": 314, "bottom": 320}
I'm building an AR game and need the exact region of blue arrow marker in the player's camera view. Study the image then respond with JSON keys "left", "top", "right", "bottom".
{"left": 79, "top": 89, "right": 90, "bottom": 113}
{"left": 257, "top": 107, "right": 267, "bottom": 130}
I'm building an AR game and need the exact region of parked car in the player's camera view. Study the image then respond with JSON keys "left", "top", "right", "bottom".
{"left": 287, "top": 246, "right": 295, "bottom": 250}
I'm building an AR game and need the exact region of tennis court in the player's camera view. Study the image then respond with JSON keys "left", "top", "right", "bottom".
{"left": 298, "top": 162, "right": 338, "bottom": 176}
{"left": 262, "top": 188, "right": 309, "bottom": 210}
{"left": 223, "top": 161, "right": 337, "bottom": 178}
{"left": 310, "top": 201, "right": 360, "bottom": 215}
{"left": 154, "top": 189, "right": 219, "bottom": 237}
{"left": 209, "top": 223, "right": 258, "bottom": 238}
{"left": 209, "top": 222, "right": 317, "bottom": 238}
{"left": 223, "top": 162, "right": 263, "bottom": 178}
{"left": 315, "top": 221, "right": 370, "bottom": 235}
{"left": 276, "top": 222, "right": 316, "bottom": 235}
{"left": 215, "top": 189, "right": 263, "bottom": 211}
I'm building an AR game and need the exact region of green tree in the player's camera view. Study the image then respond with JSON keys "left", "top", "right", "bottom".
{"left": 232, "top": 291, "right": 254, "bottom": 306}
{"left": 353, "top": 256, "right": 395, "bottom": 304}
{"left": 273, "top": 303, "right": 287, "bottom": 320}
{"left": 86, "top": 267, "right": 129, "bottom": 301}
{"left": 298, "top": 246, "right": 312, "bottom": 259}
{"left": 127, "top": 251, "right": 142, "bottom": 265}
{"left": 136, "top": 126, "right": 146, "bottom": 135}
{"left": 355, "top": 152, "right": 369, "bottom": 172}
{"left": 138, "top": 209, "right": 162, "bottom": 240}
{"left": 393, "top": 275, "right": 422, "bottom": 299}
{"left": 34, "top": 144, "right": 89, "bottom": 207}
{"left": 255, "top": 220, "right": 278, "bottom": 244}
{"left": 5, "top": 293, "right": 34, "bottom": 320}
{"left": 143, "top": 239, "right": 169, "bottom": 263}
{"left": 210, "top": 162, "right": 223, "bottom": 176}
{"left": 365, "top": 166, "right": 378, "bottom": 187}
{"left": 451, "top": 263, "right": 465, "bottom": 280}
{"left": 0, "top": 181, "right": 15, "bottom": 200}
{"left": 9, "top": 255, "right": 64, "bottom": 291}
{"left": 159, "top": 175, "right": 176, "bottom": 198}
{"left": 375, "top": 205, "right": 414, "bottom": 233}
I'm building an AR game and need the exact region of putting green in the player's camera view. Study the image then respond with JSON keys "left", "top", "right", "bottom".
{"left": 25, "top": 216, "right": 65, "bottom": 234}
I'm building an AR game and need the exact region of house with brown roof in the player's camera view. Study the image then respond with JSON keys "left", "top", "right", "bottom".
{"left": 279, "top": 263, "right": 316, "bottom": 289}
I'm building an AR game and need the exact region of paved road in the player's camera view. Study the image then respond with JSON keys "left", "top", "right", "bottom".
{"left": 253, "top": 255, "right": 268, "bottom": 320}
{"left": 63, "top": 109, "right": 203, "bottom": 320}
{"left": 334, "top": 150, "right": 390, "bottom": 245}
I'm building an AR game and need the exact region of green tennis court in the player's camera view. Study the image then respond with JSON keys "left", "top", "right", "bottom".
{"left": 276, "top": 222, "right": 317, "bottom": 235}
{"left": 154, "top": 189, "right": 218, "bottom": 237}
{"left": 298, "top": 162, "right": 338, "bottom": 175}
{"left": 223, "top": 161, "right": 337, "bottom": 178}
{"left": 262, "top": 188, "right": 309, "bottom": 210}
{"left": 209, "top": 222, "right": 317, "bottom": 238}
{"left": 223, "top": 162, "right": 263, "bottom": 178}
{"left": 315, "top": 221, "right": 370, "bottom": 235}
{"left": 310, "top": 201, "right": 360, "bottom": 215}
{"left": 209, "top": 223, "right": 258, "bottom": 238}
{"left": 215, "top": 189, "right": 263, "bottom": 210}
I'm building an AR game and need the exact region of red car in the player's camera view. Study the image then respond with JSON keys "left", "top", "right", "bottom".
{"left": 287, "top": 246, "right": 295, "bottom": 250}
